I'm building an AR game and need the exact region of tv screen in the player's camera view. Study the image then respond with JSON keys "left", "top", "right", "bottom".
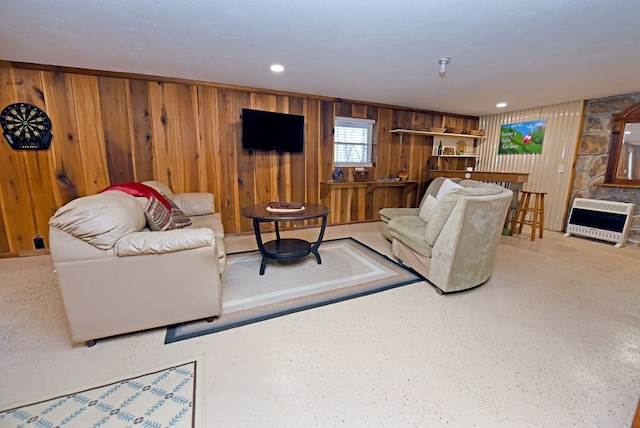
{"left": 242, "top": 108, "right": 304, "bottom": 153}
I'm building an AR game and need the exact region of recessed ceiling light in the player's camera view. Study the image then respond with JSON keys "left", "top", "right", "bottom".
{"left": 270, "top": 64, "right": 284, "bottom": 72}
{"left": 496, "top": 102, "right": 507, "bottom": 108}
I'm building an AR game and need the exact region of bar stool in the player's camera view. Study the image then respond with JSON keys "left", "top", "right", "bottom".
{"left": 510, "top": 190, "right": 546, "bottom": 241}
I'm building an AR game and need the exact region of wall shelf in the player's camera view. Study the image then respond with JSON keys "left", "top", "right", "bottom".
{"left": 431, "top": 155, "right": 479, "bottom": 158}
{"left": 429, "top": 171, "right": 529, "bottom": 183}
{"left": 430, "top": 156, "right": 478, "bottom": 171}
{"left": 389, "top": 129, "right": 485, "bottom": 139}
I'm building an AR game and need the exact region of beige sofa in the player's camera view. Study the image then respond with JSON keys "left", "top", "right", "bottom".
{"left": 48, "top": 181, "right": 226, "bottom": 346}
{"left": 380, "top": 177, "right": 512, "bottom": 294}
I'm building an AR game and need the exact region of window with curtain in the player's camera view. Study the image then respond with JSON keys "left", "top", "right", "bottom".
{"left": 333, "top": 116, "right": 376, "bottom": 167}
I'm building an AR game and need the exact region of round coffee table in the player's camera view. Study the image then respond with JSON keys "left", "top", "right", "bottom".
{"left": 241, "top": 203, "right": 330, "bottom": 275}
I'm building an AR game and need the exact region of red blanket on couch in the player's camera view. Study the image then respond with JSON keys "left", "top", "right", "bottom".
{"left": 100, "top": 182, "right": 172, "bottom": 211}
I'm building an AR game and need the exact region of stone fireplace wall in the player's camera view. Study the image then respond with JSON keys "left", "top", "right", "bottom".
{"left": 572, "top": 92, "right": 640, "bottom": 246}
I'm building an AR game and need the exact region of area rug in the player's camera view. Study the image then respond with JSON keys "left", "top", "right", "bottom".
{"left": 165, "top": 237, "right": 422, "bottom": 344}
{"left": 0, "top": 358, "right": 204, "bottom": 427}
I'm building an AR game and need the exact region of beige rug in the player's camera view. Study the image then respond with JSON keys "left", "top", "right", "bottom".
{"left": 0, "top": 358, "right": 204, "bottom": 427}
{"left": 165, "top": 237, "right": 421, "bottom": 343}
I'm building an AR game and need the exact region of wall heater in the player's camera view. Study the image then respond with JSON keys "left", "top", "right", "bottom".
{"left": 564, "top": 198, "right": 635, "bottom": 247}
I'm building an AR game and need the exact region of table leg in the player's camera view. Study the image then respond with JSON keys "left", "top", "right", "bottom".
{"left": 274, "top": 221, "right": 281, "bottom": 241}
{"left": 252, "top": 218, "right": 268, "bottom": 275}
{"left": 310, "top": 215, "right": 328, "bottom": 264}
{"left": 259, "top": 256, "right": 268, "bottom": 276}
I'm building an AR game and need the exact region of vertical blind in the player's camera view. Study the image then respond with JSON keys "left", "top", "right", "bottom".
{"left": 334, "top": 116, "right": 376, "bottom": 166}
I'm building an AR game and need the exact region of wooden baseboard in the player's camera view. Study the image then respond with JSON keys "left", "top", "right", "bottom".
{"left": 0, "top": 249, "right": 49, "bottom": 259}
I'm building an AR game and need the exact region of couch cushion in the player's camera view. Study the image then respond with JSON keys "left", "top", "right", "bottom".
{"left": 115, "top": 229, "right": 215, "bottom": 256}
{"left": 436, "top": 178, "right": 463, "bottom": 200}
{"left": 379, "top": 207, "right": 420, "bottom": 223}
{"left": 173, "top": 192, "right": 215, "bottom": 216}
{"left": 142, "top": 180, "right": 175, "bottom": 200}
{"left": 417, "top": 178, "right": 462, "bottom": 224}
{"left": 425, "top": 186, "right": 504, "bottom": 246}
{"left": 388, "top": 215, "right": 432, "bottom": 257}
{"left": 48, "top": 190, "right": 146, "bottom": 250}
{"left": 419, "top": 177, "right": 462, "bottom": 207}
{"left": 418, "top": 194, "right": 439, "bottom": 222}
{"left": 188, "top": 213, "right": 224, "bottom": 235}
{"left": 144, "top": 196, "right": 177, "bottom": 231}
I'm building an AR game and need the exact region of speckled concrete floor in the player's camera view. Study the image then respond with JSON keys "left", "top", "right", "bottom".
{"left": 0, "top": 222, "right": 639, "bottom": 427}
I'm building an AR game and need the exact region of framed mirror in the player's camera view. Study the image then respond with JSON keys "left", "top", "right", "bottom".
{"left": 605, "top": 101, "right": 640, "bottom": 187}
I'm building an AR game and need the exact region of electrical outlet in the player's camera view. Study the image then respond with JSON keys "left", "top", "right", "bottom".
{"left": 33, "top": 236, "right": 45, "bottom": 249}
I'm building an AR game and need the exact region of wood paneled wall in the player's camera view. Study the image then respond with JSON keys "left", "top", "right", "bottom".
{"left": 0, "top": 62, "right": 477, "bottom": 255}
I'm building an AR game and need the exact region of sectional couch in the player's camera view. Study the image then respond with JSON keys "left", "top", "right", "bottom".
{"left": 380, "top": 177, "right": 512, "bottom": 294}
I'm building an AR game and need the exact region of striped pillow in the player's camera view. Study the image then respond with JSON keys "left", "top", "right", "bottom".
{"left": 167, "top": 198, "right": 192, "bottom": 228}
{"left": 144, "top": 196, "right": 176, "bottom": 231}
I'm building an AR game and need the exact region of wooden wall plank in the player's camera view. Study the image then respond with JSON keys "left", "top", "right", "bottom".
{"left": 175, "top": 84, "right": 200, "bottom": 192}
{"left": 98, "top": 76, "right": 135, "bottom": 184}
{"left": 0, "top": 66, "right": 29, "bottom": 252}
{"left": 197, "top": 86, "right": 220, "bottom": 198}
{"left": 289, "top": 97, "right": 306, "bottom": 204}
{"left": 318, "top": 101, "right": 333, "bottom": 193}
{"left": 149, "top": 82, "right": 180, "bottom": 191}
{"left": 128, "top": 79, "right": 155, "bottom": 182}
{"left": 0, "top": 66, "right": 17, "bottom": 254}
{"left": 232, "top": 90, "right": 254, "bottom": 231}
{"left": 70, "top": 74, "right": 109, "bottom": 194}
{"left": 41, "top": 71, "right": 85, "bottom": 203}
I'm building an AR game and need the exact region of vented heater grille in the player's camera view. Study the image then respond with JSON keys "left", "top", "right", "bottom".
{"left": 565, "top": 198, "right": 635, "bottom": 247}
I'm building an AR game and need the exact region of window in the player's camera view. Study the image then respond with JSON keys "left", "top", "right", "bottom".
{"left": 333, "top": 116, "right": 376, "bottom": 167}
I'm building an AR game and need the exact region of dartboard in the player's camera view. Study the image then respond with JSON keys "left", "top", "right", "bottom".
{"left": 0, "top": 102, "right": 53, "bottom": 150}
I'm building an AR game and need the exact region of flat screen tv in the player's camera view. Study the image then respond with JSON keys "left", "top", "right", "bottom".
{"left": 242, "top": 108, "right": 304, "bottom": 153}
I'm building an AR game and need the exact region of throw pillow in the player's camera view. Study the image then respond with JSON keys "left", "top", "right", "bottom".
{"left": 435, "top": 178, "right": 463, "bottom": 200}
{"left": 167, "top": 198, "right": 192, "bottom": 228}
{"left": 144, "top": 196, "right": 176, "bottom": 231}
{"left": 425, "top": 188, "right": 463, "bottom": 246}
{"left": 418, "top": 194, "right": 439, "bottom": 222}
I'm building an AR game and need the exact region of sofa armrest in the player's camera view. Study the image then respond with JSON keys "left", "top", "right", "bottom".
{"left": 115, "top": 229, "right": 215, "bottom": 256}
{"left": 172, "top": 192, "right": 215, "bottom": 216}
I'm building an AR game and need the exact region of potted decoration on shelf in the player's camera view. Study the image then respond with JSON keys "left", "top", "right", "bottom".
{"left": 331, "top": 167, "right": 344, "bottom": 181}
{"left": 397, "top": 168, "right": 409, "bottom": 181}
{"left": 352, "top": 167, "right": 370, "bottom": 182}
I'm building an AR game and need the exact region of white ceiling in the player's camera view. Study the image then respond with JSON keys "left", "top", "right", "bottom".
{"left": 1, "top": 0, "right": 640, "bottom": 116}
